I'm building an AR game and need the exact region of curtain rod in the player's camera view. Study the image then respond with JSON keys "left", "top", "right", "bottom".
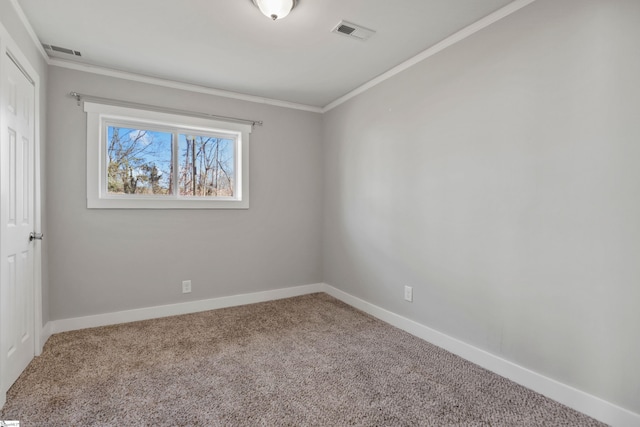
{"left": 69, "top": 92, "right": 263, "bottom": 127}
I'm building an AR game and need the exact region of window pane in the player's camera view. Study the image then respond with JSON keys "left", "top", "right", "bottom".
{"left": 178, "top": 134, "right": 235, "bottom": 197}
{"left": 107, "top": 126, "right": 173, "bottom": 195}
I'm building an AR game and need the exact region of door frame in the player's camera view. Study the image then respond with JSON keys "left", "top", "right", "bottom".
{"left": 0, "top": 21, "right": 43, "bottom": 408}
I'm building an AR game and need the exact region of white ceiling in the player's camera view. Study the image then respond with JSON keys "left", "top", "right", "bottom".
{"left": 17, "top": 0, "right": 516, "bottom": 108}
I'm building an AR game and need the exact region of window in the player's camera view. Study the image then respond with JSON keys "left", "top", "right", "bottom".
{"left": 85, "top": 102, "right": 250, "bottom": 208}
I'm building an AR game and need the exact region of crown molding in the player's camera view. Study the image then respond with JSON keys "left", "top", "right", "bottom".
{"left": 11, "top": 0, "right": 321, "bottom": 113}
{"left": 9, "top": 0, "right": 48, "bottom": 61}
{"left": 322, "top": 0, "right": 537, "bottom": 113}
{"left": 49, "top": 59, "right": 323, "bottom": 113}
{"left": 11, "top": 0, "right": 536, "bottom": 114}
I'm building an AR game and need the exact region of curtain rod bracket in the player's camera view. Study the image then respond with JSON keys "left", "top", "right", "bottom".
{"left": 70, "top": 91, "right": 81, "bottom": 106}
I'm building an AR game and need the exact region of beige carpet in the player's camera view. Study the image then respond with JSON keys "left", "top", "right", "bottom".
{"left": 2, "top": 293, "right": 605, "bottom": 426}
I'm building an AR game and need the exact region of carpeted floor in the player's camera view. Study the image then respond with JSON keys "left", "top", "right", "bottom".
{"left": 1, "top": 293, "right": 605, "bottom": 426}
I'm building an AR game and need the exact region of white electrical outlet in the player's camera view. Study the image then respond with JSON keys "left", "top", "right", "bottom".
{"left": 182, "top": 280, "right": 192, "bottom": 294}
{"left": 404, "top": 285, "right": 413, "bottom": 302}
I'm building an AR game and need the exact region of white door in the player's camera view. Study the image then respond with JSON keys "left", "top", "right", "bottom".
{"left": 0, "top": 52, "right": 35, "bottom": 396}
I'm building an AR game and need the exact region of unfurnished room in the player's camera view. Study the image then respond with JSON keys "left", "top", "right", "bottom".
{"left": 0, "top": 0, "right": 638, "bottom": 425}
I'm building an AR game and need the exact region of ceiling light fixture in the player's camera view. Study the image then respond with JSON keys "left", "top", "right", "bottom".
{"left": 252, "top": 0, "right": 297, "bottom": 21}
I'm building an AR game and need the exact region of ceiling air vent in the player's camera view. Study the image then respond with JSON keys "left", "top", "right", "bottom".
{"left": 332, "top": 20, "right": 375, "bottom": 41}
{"left": 42, "top": 44, "right": 82, "bottom": 57}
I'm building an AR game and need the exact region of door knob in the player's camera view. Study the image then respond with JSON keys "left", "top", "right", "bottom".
{"left": 29, "top": 232, "right": 43, "bottom": 241}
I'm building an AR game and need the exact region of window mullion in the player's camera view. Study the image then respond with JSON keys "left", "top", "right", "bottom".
{"left": 172, "top": 131, "right": 179, "bottom": 198}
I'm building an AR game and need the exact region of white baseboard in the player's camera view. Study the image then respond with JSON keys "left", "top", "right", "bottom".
{"left": 323, "top": 284, "right": 639, "bottom": 427}
{"left": 50, "top": 283, "right": 325, "bottom": 334}
{"left": 39, "top": 321, "right": 53, "bottom": 354}
{"left": 45, "top": 282, "right": 638, "bottom": 427}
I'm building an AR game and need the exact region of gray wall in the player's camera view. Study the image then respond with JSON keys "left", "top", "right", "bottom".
{"left": 323, "top": 0, "right": 640, "bottom": 414}
{"left": 0, "top": 3, "right": 49, "bottom": 326}
{"left": 47, "top": 66, "right": 323, "bottom": 320}
{"left": 15, "top": 0, "right": 639, "bottom": 415}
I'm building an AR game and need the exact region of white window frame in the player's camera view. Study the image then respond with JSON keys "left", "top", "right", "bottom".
{"left": 85, "top": 102, "right": 250, "bottom": 209}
